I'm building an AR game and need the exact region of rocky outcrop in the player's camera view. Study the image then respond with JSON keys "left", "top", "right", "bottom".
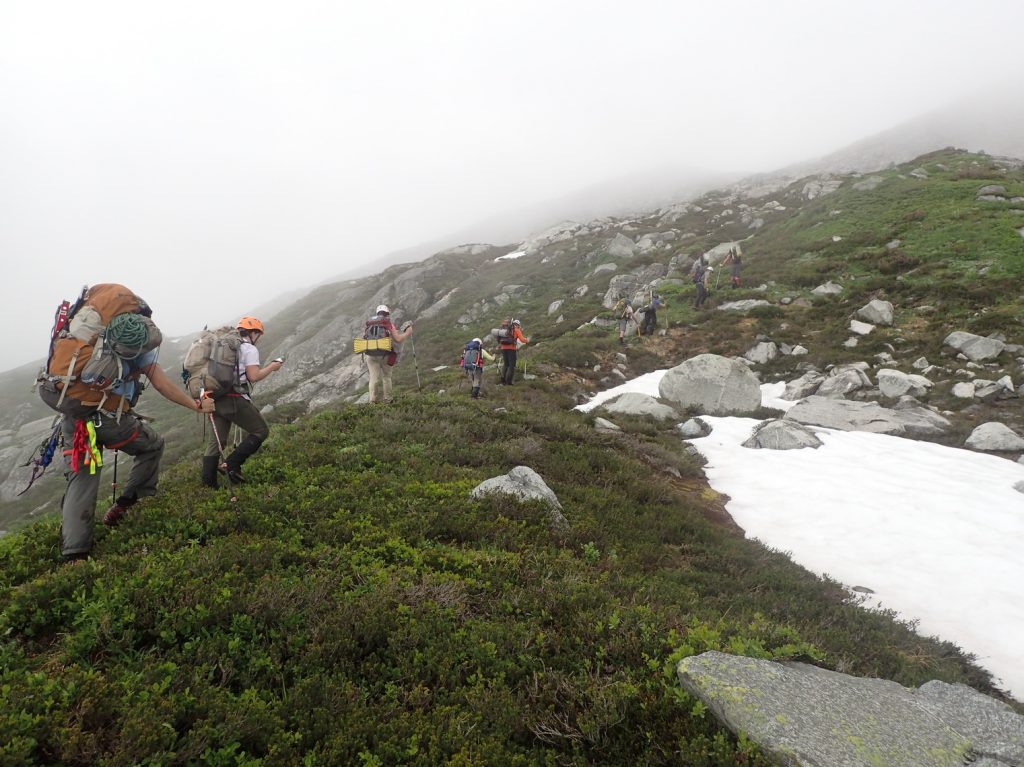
{"left": 742, "top": 419, "right": 823, "bottom": 450}
{"left": 785, "top": 395, "right": 950, "bottom": 437}
{"left": 677, "top": 651, "right": 1024, "bottom": 767}
{"left": 676, "top": 418, "right": 712, "bottom": 439}
{"left": 717, "top": 299, "right": 773, "bottom": 312}
{"left": 658, "top": 354, "right": 762, "bottom": 416}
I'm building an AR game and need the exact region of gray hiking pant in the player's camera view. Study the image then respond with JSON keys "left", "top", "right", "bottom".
{"left": 205, "top": 395, "right": 270, "bottom": 458}
{"left": 467, "top": 368, "right": 483, "bottom": 390}
{"left": 58, "top": 410, "right": 165, "bottom": 557}
{"left": 365, "top": 354, "right": 394, "bottom": 402}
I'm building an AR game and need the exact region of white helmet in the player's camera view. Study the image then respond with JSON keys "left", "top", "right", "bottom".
{"left": 472, "top": 337, "right": 482, "bottom": 345}
{"left": 376, "top": 304, "right": 390, "bottom": 314}
{"left": 706, "top": 266, "right": 714, "bottom": 272}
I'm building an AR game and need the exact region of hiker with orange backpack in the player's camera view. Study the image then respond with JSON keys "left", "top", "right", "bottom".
{"left": 36, "top": 284, "right": 214, "bottom": 562}
{"left": 496, "top": 319, "right": 529, "bottom": 385}
{"left": 198, "top": 316, "right": 283, "bottom": 488}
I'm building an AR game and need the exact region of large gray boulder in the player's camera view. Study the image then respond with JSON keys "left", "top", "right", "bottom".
{"left": 944, "top": 331, "right": 1006, "bottom": 362}
{"left": 857, "top": 299, "right": 895, "bottom": 326}
{"left": 742, "top": 419, "right": 823, "bottom": 450}
{"left": 601, "top": 392, "right": 679, "bottom": 421}
{"left": 785, "top": 396, "right": 949, "bottom": 437}
{"left": 877, "top": 369, "right": 932, "bottom": 398}
{"left": 744, "top": 341, "right": 779, "bottom": 365}
{"left": 783, "top": 371, "right": 825, "bottom": 400}
{"left": 677, "top": 651, "right": 1024, "bottom": 767}
{"left": 471, "top": 466, "right": 567, "bottom": 528}
{"left": 816, "top": 364, "right": 872, "bottom": 399}
{"left": 658, "top": 354, "right": 762, "bottom": 416}
{"left": 965, "top": 422, "right": 1024, "bottom": 452}
{"left": 606, "top": 233, "right": 636, "bottom": 258}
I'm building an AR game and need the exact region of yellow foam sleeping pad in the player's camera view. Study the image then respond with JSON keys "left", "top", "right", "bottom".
{"left": 353, "top": 338, "right": 393, "bottom": 354}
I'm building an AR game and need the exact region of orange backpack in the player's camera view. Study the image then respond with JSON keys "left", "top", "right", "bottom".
{"left": 43, "top": 284, "right": 161, "bottom": 414}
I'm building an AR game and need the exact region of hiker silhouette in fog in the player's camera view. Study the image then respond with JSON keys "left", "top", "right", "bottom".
{"left": 201, "top": 316, "right": 283, "bottom": 488}
{"left": 362, "top": 305, "right": 414, "bottom": 403}
{"left": 639, "top": 294, "right": 664, "bottom": 335}
{"left": 37, "top": 283, "right": 215, "bottom": 562}
{"left": 497, "top": 318, "right": 528, "bottom": 385}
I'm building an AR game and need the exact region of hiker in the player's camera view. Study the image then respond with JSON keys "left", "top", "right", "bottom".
{"left": 639, "top": 294, "right": 665, "bottom": 335}
{"left": 615, "top": 299, "right": 635, "bottom": 344}
{"left": 689, "top": 252, "right": 708, "bottom": 281}
{"left": 36, "top": 283, "right": 215, "bottom": 562}
{"left": 201, "top": 316, "right": 283, "bottom": 487}
{"left": 461, "top": 337, "right": 494, "bottom": 398}
{"left": 497, "top": 318, "right": 529, "bottom": 385}
{"left": 362, "top": 305, "right": 414, "bottom": 403}
{"left": 724, "top": 247, "right": 742, "bottom": 288}
{"left": 695, "top": 266, "right": 713, "bottom": 308}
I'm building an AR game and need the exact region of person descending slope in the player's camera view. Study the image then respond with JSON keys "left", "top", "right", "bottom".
{"left": 638, "top": 294, "right": 665, "bottom": 335}
{"left": 497, "top": 319, "right": 529, "bottom": 385}
{"left": 724, "top": 247, "right": 742, "bottom": 288}
{"left": 356, "top": 305, "right": 414, "bottom": 403}
{"left": 197, "top": 316, "right": 283, "bottom": 487}
{"left": 614, "top": 299, "right": 635, "bottom": 344}
{"left": 37, "top": 283, "right": 215, "bottom": 562}
{"left": 695, "top": 266, "right": 713, "bottom": 308}
{"left": 461, "top": 337, "right": 494, "bottom": 398}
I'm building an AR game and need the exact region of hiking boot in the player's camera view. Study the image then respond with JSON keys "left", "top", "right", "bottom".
{"left": 226, "top": 468, "right": 245, "bottom": 484}
{"left": 201, "top": 455, "right": 220, "bottom": 488}
{"left": 102, "top": 504, "right": 128, "bottom": 526}
{"left": 63, "top": 552, "right": 90, "bottom": 564}
{"left": 103, "top": 497, "right": 136, "bottom": 526}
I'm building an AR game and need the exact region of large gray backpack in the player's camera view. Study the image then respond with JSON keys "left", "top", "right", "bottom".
{"left": 182, "top": 327, "right": 242, "bottom": 398}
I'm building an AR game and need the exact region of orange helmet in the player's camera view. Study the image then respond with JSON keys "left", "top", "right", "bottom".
{"left": 237, "top": 316, "right": 265, "bottom": 333}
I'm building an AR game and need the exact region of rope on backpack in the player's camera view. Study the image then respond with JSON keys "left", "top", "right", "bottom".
{"left": 106, "top": 313, "right": 150, "bottom": 358}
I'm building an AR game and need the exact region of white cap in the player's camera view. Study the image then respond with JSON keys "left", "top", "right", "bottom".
{"left": 472, "top": 337, "right": 481, "bottom": 345}
{"left": 376, "top": 304, "right": 390, "bottom": 314}
{"left": 706, "top": 266, "right": 713, "bottom": 272}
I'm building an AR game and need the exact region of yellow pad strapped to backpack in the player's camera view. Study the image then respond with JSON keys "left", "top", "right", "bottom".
{"left": 353, "top": 338, "right": 393, "bottom": 354}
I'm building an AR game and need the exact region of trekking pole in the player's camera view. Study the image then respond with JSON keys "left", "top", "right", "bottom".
{"left": 111, "top": 450, "right": 119, "bottom": 504}
{"left": 409, "top": 338, "right": 422, "bottom": 390}
{"left": 202, "top": 390, "right": 236, "bottom": 502}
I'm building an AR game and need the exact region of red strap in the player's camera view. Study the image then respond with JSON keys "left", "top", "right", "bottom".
{"left": 106, "top": 430, "right": 139, "bottom": 450}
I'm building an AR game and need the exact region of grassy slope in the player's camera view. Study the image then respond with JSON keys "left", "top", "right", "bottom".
{"left": 2, "top": 149, "right": 1022, "bottom": 765}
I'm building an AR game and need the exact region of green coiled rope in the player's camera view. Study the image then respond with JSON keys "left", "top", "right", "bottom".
{"left": 105, "top": 312, "right": 150, "bottom": 358}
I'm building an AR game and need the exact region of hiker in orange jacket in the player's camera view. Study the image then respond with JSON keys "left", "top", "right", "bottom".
{"left": 498, "top": 319, "right": 529, "bottom": 385}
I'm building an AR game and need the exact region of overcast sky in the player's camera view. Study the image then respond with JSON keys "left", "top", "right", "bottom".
{"left": 2, "top": 0, "right": 1022, "bottom": 372}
